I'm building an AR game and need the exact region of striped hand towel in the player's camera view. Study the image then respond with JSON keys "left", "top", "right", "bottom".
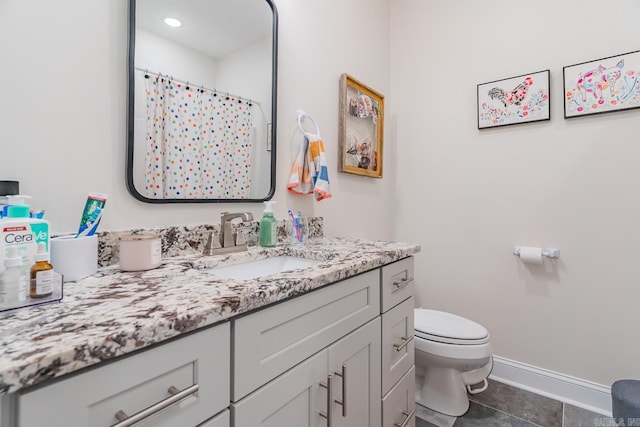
{"left": 287, "top": 136, "right": 332, "bottom": 201}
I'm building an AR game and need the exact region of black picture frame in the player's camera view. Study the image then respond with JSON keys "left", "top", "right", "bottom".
{"left": 563, "top": 49, "right": 640, "bottom": 119}
{"left": 477, "top": 70, "right": 550, "bottom": 129}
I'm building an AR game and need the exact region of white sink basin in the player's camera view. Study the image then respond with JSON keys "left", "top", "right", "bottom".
{"left": 202, "top": 256, "right": 321, "bottom": 280}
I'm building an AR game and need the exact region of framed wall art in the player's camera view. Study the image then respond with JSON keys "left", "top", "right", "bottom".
{"left": 563, "top": 50, "right": 640, "bottom": 118}
{"left": 338, "top": 73, "right": 384, "bottom": 178}
{"left": 477, "top": 70, "right": 550, "bottom": 129}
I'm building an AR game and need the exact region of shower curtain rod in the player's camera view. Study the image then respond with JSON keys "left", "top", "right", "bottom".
{"left": 135, "top": 67, "right": 261, "bottom": 106}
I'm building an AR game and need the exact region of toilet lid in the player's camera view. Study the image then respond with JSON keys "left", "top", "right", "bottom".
{"left": 414, "top": 309, "right": 489, "bottom": 345}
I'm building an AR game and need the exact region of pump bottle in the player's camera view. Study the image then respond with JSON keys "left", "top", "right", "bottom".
{"left": 0, "top": 195, "right": 50, "bottom": 269}
{"left": 259, "top": 201, "right": 277, "bottom": 247}
{"left": 0, "top": 246, "right": 28, "bottom": 306}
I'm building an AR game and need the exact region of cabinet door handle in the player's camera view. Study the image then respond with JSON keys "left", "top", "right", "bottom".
{"left": 319, "top": 374, "right": 333, "bottom": 426}
{"left": 111, "top": 383, "right": 199, "bottom": 427}
{"left": 392, "top": 277, "right": 413, "bottom": 292}
{"left": 393, "top": 335, "right": 415, "bottom": 352}
{"left": 393, "top": 409, "right": 415, "bottom": 427}
{"left": 333, "top": 364, "right": 347, "bottom": 417}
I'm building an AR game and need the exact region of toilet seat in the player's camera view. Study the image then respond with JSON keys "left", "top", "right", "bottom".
{"left": 414, "top": 309, "right": 489, "bottom": 345}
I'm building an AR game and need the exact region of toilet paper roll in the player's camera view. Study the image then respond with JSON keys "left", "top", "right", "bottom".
{"left": 519, "top": 246, "right": 543, "bottom": 264}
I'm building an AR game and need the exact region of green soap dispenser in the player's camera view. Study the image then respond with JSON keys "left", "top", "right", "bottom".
{"left": 259, "top": 201, "right": 277, "bottom": 247}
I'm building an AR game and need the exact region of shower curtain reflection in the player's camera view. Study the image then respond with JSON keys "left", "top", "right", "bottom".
{"left": 144, "top": 75, "right": 254, "bottom": 199}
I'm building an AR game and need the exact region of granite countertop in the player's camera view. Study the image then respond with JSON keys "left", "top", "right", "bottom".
{"left": 0, "top": 237, "right": 420, "bottom": 395}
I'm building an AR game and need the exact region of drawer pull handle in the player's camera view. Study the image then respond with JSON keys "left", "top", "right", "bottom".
{"left": 333, "top": 364, "right": 347, "bottom": 417}
{"left": 394, "top": 409, "right": 415, "bottom": 427}
{"left": 393, "top": 335, "right": 414, "bottom": 352}
{"left": 111, "top": 384, "right": 199, "bottom": 427}
{"left": 392, "top": 277, "right": 413, "bottom": 292}
{"left": 319, "top": 374, "right": 333, "bottom": 426}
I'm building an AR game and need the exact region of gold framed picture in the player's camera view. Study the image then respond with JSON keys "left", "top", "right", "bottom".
{"left": 338, "top": 73, "right": 384, "bottom": 178}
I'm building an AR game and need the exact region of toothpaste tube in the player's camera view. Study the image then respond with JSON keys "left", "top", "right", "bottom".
{"left": 76, "top": 193, "right": 107, "bottom": 238}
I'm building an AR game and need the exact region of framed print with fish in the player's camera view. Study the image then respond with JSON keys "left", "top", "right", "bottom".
{"left": 338, "top": 73, "right": 384, "bottom": 178}
{"left": 477, "top": 70, "right": 550, "bottom": 129}
{"left": 563, "top": 50, "right": 640, "bottom": 118}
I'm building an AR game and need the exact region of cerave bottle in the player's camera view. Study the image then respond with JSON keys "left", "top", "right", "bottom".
{"left": 0, "top": 195, "right": 49, "bottom": 269}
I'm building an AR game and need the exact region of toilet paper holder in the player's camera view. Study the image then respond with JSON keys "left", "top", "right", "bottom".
{"left": 512, "top": 246, "right": 560, "bottom": 258}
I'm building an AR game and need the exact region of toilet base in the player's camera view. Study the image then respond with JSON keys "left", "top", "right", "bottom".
{"left": 415, "top": 366, "right": 470, "bottom": 416}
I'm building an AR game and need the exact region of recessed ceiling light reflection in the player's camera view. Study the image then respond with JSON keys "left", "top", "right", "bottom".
{"left": 164, "top": 18, "right": 182, "bottom": 28}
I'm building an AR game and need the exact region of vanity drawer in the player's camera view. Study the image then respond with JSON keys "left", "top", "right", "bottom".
{"left": 232, "top": 269, "right": 380, "bottom": 401}
{"left": 382, "top": 366, "right": 416, "bottom": 427}
{"left": 381, "top": 257, "right": 415, "bottom": 313}
{"left": 18, "top": 323, "right": 230, "bottom": 427}
{"left": 382, "top": 296, "right": 415, "bottom": 395}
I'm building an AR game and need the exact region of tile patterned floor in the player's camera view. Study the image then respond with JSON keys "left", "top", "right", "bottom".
{"left": 415, "top": 379, "right": 615, "bottom": 427}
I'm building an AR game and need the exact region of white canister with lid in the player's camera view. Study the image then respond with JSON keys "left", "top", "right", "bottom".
{"left": 119, "top": 235, "right": 162, "bottom": 271}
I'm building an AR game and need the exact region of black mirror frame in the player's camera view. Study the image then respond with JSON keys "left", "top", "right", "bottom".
{"left": 126, "top": 0, "right": 278, "bottom": 203}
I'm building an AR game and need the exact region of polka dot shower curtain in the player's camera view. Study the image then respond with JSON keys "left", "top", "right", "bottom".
{"left": 144, "top": 76, "right": 254, "bottom": 199}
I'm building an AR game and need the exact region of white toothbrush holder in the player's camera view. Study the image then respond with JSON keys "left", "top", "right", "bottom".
{"left": 50, "top": 235, "right": 98, "bottom": 282}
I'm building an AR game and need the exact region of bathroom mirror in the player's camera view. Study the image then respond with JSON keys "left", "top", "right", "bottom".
{"left": 127, "top": 0, "right": 277, "bottom": 203}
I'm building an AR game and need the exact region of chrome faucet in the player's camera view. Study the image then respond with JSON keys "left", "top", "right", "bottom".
{"left": 203, "top": 212, "right": 254, "bottom": 255}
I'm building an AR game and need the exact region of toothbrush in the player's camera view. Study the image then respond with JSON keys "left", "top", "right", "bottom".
{"left": 295, "top": 211, "right": 304, "bottom": 240}
{"left": 288, "top": 210, "right": 303, "bottom": 242}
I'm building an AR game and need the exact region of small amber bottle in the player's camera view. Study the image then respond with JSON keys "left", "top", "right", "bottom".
{"left": 30, "top": 242, "right": 54, "bottom": 298}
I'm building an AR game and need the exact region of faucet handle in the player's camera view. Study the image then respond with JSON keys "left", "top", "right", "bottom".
{"left": 235, "top": 230, "right": 247, "bottom": 246}
{"left": 202, "top": 230, "right": 222, "bottom": 255}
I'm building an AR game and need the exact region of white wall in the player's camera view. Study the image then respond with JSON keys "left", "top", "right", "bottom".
{"left": 136, "top": 28, "right": 219, "bottom": 88}
{"left": 0, "top": 0, "right": 394, "bottom": 240}
{"left": 391, "top": 0, "right": 640, "bottom": 386}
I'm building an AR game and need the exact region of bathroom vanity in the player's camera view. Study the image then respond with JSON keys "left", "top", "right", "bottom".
{"left": 0, "top": 237, "right": 419, "bottom": 427}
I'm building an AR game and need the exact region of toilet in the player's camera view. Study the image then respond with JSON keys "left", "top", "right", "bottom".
{"left": 414, "top": 308, "right": 493, "bottom": 416}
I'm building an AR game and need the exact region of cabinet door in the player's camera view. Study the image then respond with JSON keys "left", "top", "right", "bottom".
{"left": 382, "top": 296, "right": 415, "bottom": 395}
{"left": 232, "top": 351, "right": 328, "bottom": 427}
{"left": 198, "top": 409, "right": 229, "bottom": 427}
{"left": 0, "top": 394, "right": 15, "bottom": 427}
{"left": 328, "top": 317, "right": 381, "bottom": 427}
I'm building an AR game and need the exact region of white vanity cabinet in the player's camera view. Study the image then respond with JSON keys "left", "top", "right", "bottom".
{"left": 232, "top": 256, "right": 416, "bottom": 427}
{"left": 231, "top": 269, "right": 382, "bottom": 427}
{"left": 14, "top": 322, "right": 230, "bottom": 427}
{"left": 1, "top": 255, "right": 418, "bottom": 427}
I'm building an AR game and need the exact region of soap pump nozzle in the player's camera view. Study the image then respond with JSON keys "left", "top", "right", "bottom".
{"left": 6, "top": 195, "right": 32, "bottom": 206}
{"left": 263, "top": 201, "right": 276, "bottom": 214}
{"left": 5, "top": 195, "right": 32, "bottom": 218}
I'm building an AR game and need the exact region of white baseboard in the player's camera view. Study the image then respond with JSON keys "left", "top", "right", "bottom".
{"left": 489, "top": 355, "right": 612, "bottom": 417}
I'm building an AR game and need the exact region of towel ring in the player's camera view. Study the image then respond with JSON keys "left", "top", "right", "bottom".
{"left": 297, "top": 110, "right": 320, "bottom": 138}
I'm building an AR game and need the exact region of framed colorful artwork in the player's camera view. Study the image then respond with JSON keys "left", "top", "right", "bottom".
{"left": 564, "top": 50, "right": 640, "bottom": 118}
{"left": 338, "top": 73, "right": 384, "bottom": 178}
{"left": 477, "top": 70, "right": 550, "bottom": 129}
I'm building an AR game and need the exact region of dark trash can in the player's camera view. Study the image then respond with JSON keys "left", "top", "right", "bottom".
{"left": 612, "top": 380, "right": 640, "bottom": 426}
